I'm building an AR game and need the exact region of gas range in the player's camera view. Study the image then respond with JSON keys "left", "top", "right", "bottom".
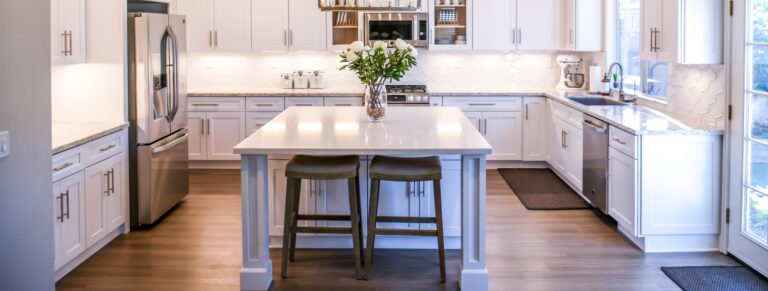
{"left": 386, "top": 85, "right": 430, "bottom": 105}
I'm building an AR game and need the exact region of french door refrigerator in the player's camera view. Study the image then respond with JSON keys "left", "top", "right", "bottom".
{"left": 128, "top": 3, "right": 189, "bottom": 227}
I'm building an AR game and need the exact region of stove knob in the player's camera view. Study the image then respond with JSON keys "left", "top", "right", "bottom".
{"left": 407, "top": 96, "right": 415, "bottom": 103}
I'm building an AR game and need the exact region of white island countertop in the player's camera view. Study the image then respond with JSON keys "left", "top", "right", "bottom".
{"left": 234, "top": 106, "right": 493, "bottom": 156}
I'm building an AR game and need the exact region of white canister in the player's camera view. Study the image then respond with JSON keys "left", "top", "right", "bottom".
{"left": 281, "top": 74, "right": 294, "bottom": 89}
{"left": 293, "top": 71, "right": 309, "bottom": 89}
{"left": 310, "top": 71, "right": 326, "bottom": 89}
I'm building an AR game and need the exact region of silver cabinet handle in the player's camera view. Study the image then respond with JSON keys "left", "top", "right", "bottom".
{"left": 563, "top": 131, "right": 568, "bottom": 149}
{"left": 104, "top": 172, "right": 111, "bottom": 196}
{"left": 214, "top": 30, "right": 218, "bottom": 47}
{"left": 570, "top": 29, "right": 574, "bottom": 44}
{"left": 289, "top": 30, "right": 293, "bottom": 46}
{"left": 294, "top": 104, "right": 314, "bottom": 107}
{"left": 108, "top": 169, "right": 115, "bottom": 194}
{"left": 63, "top": 190, "right": 70, "bottom": 220}
{"left": 255, "top": 104, "right": 274, "bottom": 107}
{"left": 61, "top": 31, "right": 70, "bottom": 55}
{"left": 649, "top": 28, "right": 654, "bottom": 51}
{"left": 469, "top": 103, "right": 496, "bottom": 106}
{"left": 284, "top": 30, "right": 288, "bottom": 46}
{"left": 525, "top": 104, "right": 529, "bottom": 120}
{"left": 518, "top": 28, "right": 522, "bottom": 45}
{"left": 99, "top": 144, "right": 117, "bottom": 152}
{"left": 334, "top": 104, "right": 353, "bottom": 107}
{"left": 56, "top": 194, "right": 64, "bottom": 223}
{"left": 201, "top": 118, "right": 206, "bottom": 135}
{"left": 207, "top": 118, "right": 211, "bottom": 136}
{"left": 54, "top": 162, "right": 74, "bottom": 172}
{"left": 512, "top": 28, "right": 516, "bottom": 44}
{"left": 561, "top": 130, "right": 566, "bottom": 149}
{"left": 210, "top": 30, "right": 214, "bottom": 47}
{"left": 654, "top": 29, "right": 660, "bottom": 52}
{"left": 613, "top": 138, "right": 627, "bottom": 145}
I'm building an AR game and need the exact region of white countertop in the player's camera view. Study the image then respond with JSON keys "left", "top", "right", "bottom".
{"left": 52, "top": 122, "right": 129, "bottom": 154}
{"left": 234, "top": 107, "right": 493, "bottom": 155}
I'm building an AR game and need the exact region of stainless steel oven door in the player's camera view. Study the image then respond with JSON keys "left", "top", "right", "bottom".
{"left": 136, "top": 128, "right": 189, "bottom": 225}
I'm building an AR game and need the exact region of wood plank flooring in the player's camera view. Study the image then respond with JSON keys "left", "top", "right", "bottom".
{"left": 56, "top": 169, "right": 737, "bottom": 290}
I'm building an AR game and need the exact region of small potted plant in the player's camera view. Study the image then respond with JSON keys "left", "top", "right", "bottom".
{"left": 340, "top": 39, "right": 418, "bottom": 122}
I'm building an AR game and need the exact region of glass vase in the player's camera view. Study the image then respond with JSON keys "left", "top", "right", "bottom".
{"left": 364, "top": 85, "right": 387, "bottom": 122}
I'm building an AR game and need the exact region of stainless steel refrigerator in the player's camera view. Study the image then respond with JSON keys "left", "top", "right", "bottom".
{"left": 128, "top": 2, "right": 189, "bottom": 227}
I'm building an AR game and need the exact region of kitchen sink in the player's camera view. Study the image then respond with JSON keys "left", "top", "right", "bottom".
{"left": 568, "top": 97, "right": 629, "bottom": 106}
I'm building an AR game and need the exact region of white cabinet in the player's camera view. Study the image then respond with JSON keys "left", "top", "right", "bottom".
{"left": 608, "top": 147, "right": 638, "bottom": 235}
{"left": 483, "top": 112, "right": 523, "bottom": 161}
{"left": 51, "top": 0, "right": 86, "bottom": 65}
{"left": 473, "top": 0, "right": 561, "bottom": 51}
{"left": 523, "top": 97, "right": 547, "bottom": 161}
{"left": 548, "top": 101, "right": 583, "bottom": 192}
{"left": 84, "top": 153, "right": 126, "bottom": 248}
{"left": 285, "top": 97, "right": 324, "bottom": 108}
{"left": 246, "top": 112, "right": 281, "bottom": 135}
{"left": 188, "top": 112, "right": 207, "bottom": 160}
{"left": 252, "top": 0, "right": 327, "bottom": 51}
{"left": 188, "top": 98, "right": 247, "bottom": 161}
{"left": 178, "top": 0, "right": 252, "bottom": 52}
{"left": 640, "top": 0, "right": 723, "bottom": 64}
{"left": 324, "top": 97, "right": 363, "bottom": 107}
{"left": 563, "top": 0, "right": 602, "bottom": 52}
{"left": 53, "top": 172, "right": 86, "bottom": 270}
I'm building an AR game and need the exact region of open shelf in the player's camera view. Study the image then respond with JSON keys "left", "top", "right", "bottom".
{"left": 319, "top": 0, "right": 422, "bottom": 12}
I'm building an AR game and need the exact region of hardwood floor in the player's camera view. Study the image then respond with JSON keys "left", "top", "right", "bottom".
{"left": 56, "top": 169, "right": 736, "bottom": 290}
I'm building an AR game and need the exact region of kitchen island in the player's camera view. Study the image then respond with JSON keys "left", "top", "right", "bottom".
{"left": 234, "top": 107, "right": 492, "bottom": 290}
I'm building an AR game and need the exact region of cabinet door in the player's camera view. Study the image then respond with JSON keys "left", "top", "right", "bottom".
{"left": 52, "top": 0, "right": 86, "bottom": 64}
{"left": 472, "top": 0, "right": 514, "bottom": 50}
{"left": 565, "top": 0, "right": 602, "bottom": 51}
{"left": 285, "top": 97, "right": 324, "bottom": 108}
{"left": 608, "top": 147, "right": 638, "bottom": 235}
{"left": 54, "top": 172, "right": 86, "bottom": 270}
{"left": 484, "top": 111, "right": 523, "bottom": 161}
{"left": 317, "top": 162, "right": 368, "bottom": 231}
{"left": 188, "top": 112, "right": 207, "bottom": 160}
{"left": 288, "top": 0, "right": 327, "bottom": 51}
{"left": 656, "top": 0, "right": 679, "bottom": 63}
{"left": 418, "top": 160, "right": 461, "bottom": 236}
{"left": 564, "top": 124, "right": 583, "bottom": 191}
{"left": 517, "top": 0, "right": 561, "bottom": 51}
{"left": 523, "top": 97, "right": 547, "bottom": 161}
{"left": 639, "top": 0, "right": 661, "bottom": 60}
{"left": 84, "top": 163, "right": 108, "bottom": 248}
{"left": 252, "top": 0, "right": 289, "bottom": 51}
{"left": 177, "top": 0, "right": 214, "bottom": 52}
{"left": 207, "top": 112, "right": 246, "bottom": 161}
{"left": 268, "top": 160, "right": 312, "bottom": 236}
{"left": 105, "top": 154, "right": 126, "bottom": 232}
{"left": 374, "top": 180, "right": 418, "bottom": 230}
{"left": 212, "top": 0, "right": 252, "bottom": 51}
{"left": 550, "top": 119, "right": 567, "bottom": 173}
{"left": 464, "top": 112, "right": 483, "bottom": 132}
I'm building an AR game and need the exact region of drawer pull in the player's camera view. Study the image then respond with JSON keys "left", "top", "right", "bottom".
{"left": 468, "top": 103, "right": 496, "bottom": 106}
{"left": 99, "top": 144, "right": 117, "bottom": 152}
{"left": 192, "top": 104, "right": 219, "bottom": 106}
{"left": 294, "top": 104, "right": 314, "bottom": 107}
{"left": 613, "top": 138, "right": 627, "bottom": 145}
{"left": 254, "top": 104, "right": 274, "bottom": 107}
{"left": 334, "top": 104, "right": 353, "bottom": 107}
{"left": 54, "top": 162, "right": 74, "bottom": 172}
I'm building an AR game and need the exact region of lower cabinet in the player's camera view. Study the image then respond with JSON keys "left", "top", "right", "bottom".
{"left": 53, "top": 171, "right": 86, "bottom": 271}
{"left": 463, "top": 111, "right": 523, "bottom": 161}
{"left": 608, "top": 147, "right": 638, "bottom": 234}
{"left": 188, "top": 111, "right": 246, "bottom": 161}
{"left": 549, "top": 114, "right": 583, "bottom": 191}
{"left": 522, "top": 97, "right": 547, "bottom": 161}
{"left": 84, "top": 153, "right": 126, "bottom": 248}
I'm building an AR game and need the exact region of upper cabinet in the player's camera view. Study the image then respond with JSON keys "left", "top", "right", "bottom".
{"left": 178, "top": 0, "right": 253, "bottom": 52}
{"left": 640, "top": 0, "right": 723, "bottom": 64}
{"left": 563, "top": 0, "right": 602, "bottom": 52}
{"left": 327, "top": 11, "right": 362, "bottom": 51}
{"left": 252, "top": 0, "right": 327, "bottom": 52}
{"left": 473, "top": 0, "right": 561, "bottom": 51}
{"left": 51, "top": 0, "right": 86, "bottom": 65}
{"left": 430, "top": 0, "right": 472, "bottom": 50}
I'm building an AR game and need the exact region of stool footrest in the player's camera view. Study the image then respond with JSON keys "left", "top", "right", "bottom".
{"left": 296, "top": 214, "right": 352, "bottom": 221}
{"left": 375, "top": 229, "right": 439, "bottom": 236}
{"left": 376, "top": 216, "right": 437, "bottom": 224}
{"left": 294, "top": 226, "right": 353, "bottom": 234}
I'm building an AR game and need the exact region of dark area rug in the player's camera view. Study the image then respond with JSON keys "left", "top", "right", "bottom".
{"left": 498, "top": 168, "right": 590, "bottom": 210}
{"left": 661, "top": 266, "right": 768, "bottom": 291}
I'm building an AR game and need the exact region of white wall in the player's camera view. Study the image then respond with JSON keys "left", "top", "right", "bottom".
{"left": 0, "top": 0, "right": 55, "bottom": 290}
{"left": 187, "top": 51, "right": 563, "bottom": 93}
{"left": 51, "top": 0, "right": 126, "bottom": 123}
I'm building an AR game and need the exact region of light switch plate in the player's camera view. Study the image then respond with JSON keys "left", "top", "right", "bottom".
{"left": 0, "top": 131, "right": 9, "bottom": 159}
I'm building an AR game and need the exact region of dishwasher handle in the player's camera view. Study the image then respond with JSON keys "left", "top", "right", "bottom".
{"left": 583, "top": 118, "right": 608, "bottom": 133}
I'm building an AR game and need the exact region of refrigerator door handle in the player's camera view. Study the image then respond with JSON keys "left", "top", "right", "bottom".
{"left": 152, "top": 132, "right": 189, "bottom": 155}
{"left": 161, "top": 26, "right": 179, "bottom": 123}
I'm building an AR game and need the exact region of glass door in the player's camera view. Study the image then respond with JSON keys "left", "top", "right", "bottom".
{"left": 729, "top": 0, "right": 768, "bottom": 277}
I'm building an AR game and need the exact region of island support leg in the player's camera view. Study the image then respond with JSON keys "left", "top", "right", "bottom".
{"left": 240, "top": 155, "right": 272, "bottom": 291}
{"left": 460, "top": 154, "right": 488, "bottom": 291}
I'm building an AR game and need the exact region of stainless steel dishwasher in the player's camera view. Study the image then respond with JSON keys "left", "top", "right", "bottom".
{"left": 583, "top": 116, "right": 609, "bottom": 213}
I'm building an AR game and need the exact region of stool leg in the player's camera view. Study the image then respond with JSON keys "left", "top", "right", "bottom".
{"left": 355, "top": 174, "right": 365, "bottom": 265}
{"left": 289, "top": 178, "right": 302, "bottom": 262}
{"left": 433, "top": 180, "right": 446, "bottom": 283}
{"left": 347, "top": 177, "right": 363, "bottom": 279}
{"left": 281, "top": 177, "right": 298, "bottom": 278}
{"left": 363, "top": 179, "right": 381, "bottom": 280}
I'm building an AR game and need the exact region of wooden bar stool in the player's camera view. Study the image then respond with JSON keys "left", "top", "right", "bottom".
{"left": 281, "top": 155, "right": 365, "bottom": 279}
{"left": 364, "top": 155, "right": 446, "bottom": 282}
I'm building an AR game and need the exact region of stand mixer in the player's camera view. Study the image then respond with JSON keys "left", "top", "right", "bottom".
{"left": 556, "top": 55, "right": 586, "bottom": 91}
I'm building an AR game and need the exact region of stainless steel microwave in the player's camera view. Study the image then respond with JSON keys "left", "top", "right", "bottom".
{"left": 364, "top": 13, "right": 428, "bottom": 48}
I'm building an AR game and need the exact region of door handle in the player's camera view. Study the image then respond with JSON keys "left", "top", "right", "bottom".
{"left": 561, "top": 130, "right": 566, "bottom": 149}
{"left": 104, "top": 172, "right": 111, "bottom": 196}
{"left": 525, "top": 104, "right": 529, "bottom": 120}
{"left": 207, "top": 118, "right": 211, "bottom": 136}
{"left": 63, "top": 190, "right": 70, "bottom": 220}
{"left": 108, "top": 169, "right": 115, "bottom": 194}
{"left": 210, "top": 30, "right": 214, "bottom": 47}
{"left": 650, "top": 28, "right": 655, "bottom": 52}
{"left": 563, "top": 131, "right": 568, "bottom": 149}
{"left": 512, "top": 28, "right": 516, "bottom": 44}
{"left": 289, "top": 30, "right": 293, "bottom": 46}
{"left": 99, "top": 144, "right": 117, "bottom": 152}
{"left": 518, "top": 28, "right": 522, "bottom": 45}
{"left": 214, "top": 30, "right": 218, "bottom": 47}
{"left": 56, "top": 194, "right": 64, "bottom": 223}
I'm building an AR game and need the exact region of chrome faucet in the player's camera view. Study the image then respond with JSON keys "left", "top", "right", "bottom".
{"left": 607, "top": 62, "right": 624, "bottom": 101}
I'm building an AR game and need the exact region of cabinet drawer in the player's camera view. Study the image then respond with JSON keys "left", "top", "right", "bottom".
{"left": 286, "top": 97, "right": 324, "bottom": 107}
{"left": 188, "top": 97, "right": 246, "bottom": 112}
{"left": 443, "top": 97, "right": 522, "bottom": 112}
{"left": 324, "top": 97, "right": 363, "bottom": 107}
{"left": 553, "top": 101, "right": 583, "bottom": 127}
{"left": 84, "top": 131, "right": 126, "bottom": 165}
{"left": 52, "top": 149, "right": 83, "bottom": 182}
{"left": 609, "top": 126, "right": 638, "bottom": 159}
{"left": 246, "top": 97, "right": 285, "bottom": 112}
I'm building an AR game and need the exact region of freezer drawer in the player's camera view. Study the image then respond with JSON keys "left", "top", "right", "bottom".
{"left": 136, "top": 129, "right": 189, "bottom": 225}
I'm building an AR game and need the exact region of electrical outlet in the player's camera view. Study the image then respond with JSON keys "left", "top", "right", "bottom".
{"left": 0, "top": 131, "right": 9, "bottom": 159}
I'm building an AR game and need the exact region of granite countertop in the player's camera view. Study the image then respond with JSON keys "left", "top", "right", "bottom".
{"left": 52, "top": 122, "right": 130, "bottom": 155}
{"left": 187, "top": 87, "right": 723, "bottom": 136}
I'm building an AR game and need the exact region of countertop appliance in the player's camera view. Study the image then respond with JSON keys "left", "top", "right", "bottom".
{"left": 583, "top": 115, "right": 609, "bottom": 213}
{"left": 128, "top": 1, "right": 189, "bottom": 227}
{"left": 365, "top": 13, "right": 428, "bottom": 48}
{"left": 557, "top": 55, "right": 586, "bottom": 91}
{"left": 386, "top": 85, "right": 431, "bottom": 106}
